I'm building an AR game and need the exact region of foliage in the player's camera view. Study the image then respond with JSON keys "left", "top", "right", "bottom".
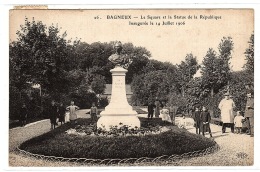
{"left": 218, "top": 36, "right": 234, "bottom": 62}
{"left": 131, "top": 71, "right": 169, "bottom": 105}
{"left": 9, "top": 17, "right": 254, "bottom": 122}
{"left": 201, "top": 39, "right": 233, "bottom": 97}
{"left": 176, "top": 53, "right": 199, "bottom": 95}
{"left": 131, "top": 60, "right": 183, "bottom": 106}
{"left": 90, "top": 75, "right": 106, "bottom": 94}
{"left": 10, "top": 18, "right": 70, "bottom": 92}
{"left": 189, "top": 70, "right": 252, "bottom": 118}
{"left": 66, "top": 122, "right": 165, "bottom": 137}
{"left": 98, "top": 97, "right": 109, "bottom": 108}
{"left": 9, "top": 18, "right": 152, "bottom": 119}
{"left": 20, "top": 118, "right": 216, "bottom": 159}
{"left": 244, "top": 32, "right": 254, "bottom": 78}
{"left": 229, "top": 71, "right": 253, "bottom": 113}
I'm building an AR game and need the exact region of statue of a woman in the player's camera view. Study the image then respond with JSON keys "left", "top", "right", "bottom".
{"left": 108, "top": 41, "right": 132, "bottom": 69}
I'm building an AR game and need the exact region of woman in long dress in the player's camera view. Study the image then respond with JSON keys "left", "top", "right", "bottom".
{"left": 160, "top": 108, "right": 172, "bottom": 123}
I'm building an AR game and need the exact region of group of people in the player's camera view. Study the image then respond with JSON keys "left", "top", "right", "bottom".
{"left": 19, "top": 91, "right": 254, "bottom": 137}
{"left": 146, "top": 91, "right": 254, "bottom": 138}
{"left": 49, "top": 100, "right": 79, "bottom": 129}
{"left": 218, "top": 92, "right": 254, "bottom": 137}
{"left": 193, "top": 106, "right": 213, "bottom": 137}
{"left": 147, "top": 98, "right": 178, "bottom": 125}
{"left": 18, "top": 99, "right": 99, "bottom": 130}
{"left": 191, "top": 92, "right": 254, "bottom": 137}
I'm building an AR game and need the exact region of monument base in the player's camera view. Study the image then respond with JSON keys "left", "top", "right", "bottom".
{"left": 96, "top": 66, "right": 140, "bottom": 131}
{"left": 97, "top": 115, "right": 141, "bottom": 131}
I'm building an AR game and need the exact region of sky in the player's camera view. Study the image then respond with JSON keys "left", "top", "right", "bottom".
{"left": 9, "top": 9, "right": 254, "bottom": 71}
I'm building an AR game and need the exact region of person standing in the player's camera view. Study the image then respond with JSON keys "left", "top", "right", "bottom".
{"left": 178, "top": 114, "right": 187, "bottom": 129}
{"left": 19, "top": 103, "right": 28, "bottom": 127}
{"left": 147, "top": 101, "right": 155, "bottom": 119}
{"left": 154, "top": 97, "right": 161, "bottom": 118}
{"left": 90, "top": 102, "right": 98, "bottom": 123}
{"left": 244, "top": 92, "right": 254, "bottom": 137}
{"left": 58, "top": 102, "right": 66, "bottom": 125}
{"left": 49, "top": 100, "right": 58, "bottom": 130}
{"left": 193, "top": 107, "right": 201, "bottom": 134}
{"left": 66, "top": 101, "right": 80, "bottom": 124}
{"left": 218, "top": 93, "right": 236, "bottom": 134}
{"left": 234, "top": 111, "right": 245, "bottom": 134}
{"left": 201, "top": 106, "right": 212, "bottom": 137}
{"left": 169, "top": 103, "right": 178, "bottom": 125}
{"left": 160, "top": 106, "right": 172, "bottom": 123}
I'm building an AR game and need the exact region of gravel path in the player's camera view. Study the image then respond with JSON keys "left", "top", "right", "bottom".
{"left": 9, "top": 110, "right": 253, "bottom": 166}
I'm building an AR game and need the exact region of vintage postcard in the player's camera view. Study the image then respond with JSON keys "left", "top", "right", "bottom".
{"left": 9, "top": 8, "right": 255, "bottom": 168}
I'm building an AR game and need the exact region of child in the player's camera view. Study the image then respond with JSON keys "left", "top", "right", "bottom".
{"left": 90, "top": 102, "right": 98, "bottom": 123}
{"left": 65, "top": 110, "right": 70, "bottom": 123}
{"left": 193, "top": 107, "right": 201, "bottom": 134}
{"left": 200, "top": 106, "right": 212, "bottom": 137}
{"left": 234, "top": 111, "right": 245, "bottom": 134}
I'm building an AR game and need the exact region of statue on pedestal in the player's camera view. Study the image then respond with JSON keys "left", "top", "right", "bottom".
{"left": 108, "top": 41, "right": 133, "bottom": 69}
{"left": 97, "top": 41, "right": 140, "bottom": 131}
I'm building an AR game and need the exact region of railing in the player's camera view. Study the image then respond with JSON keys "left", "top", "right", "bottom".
{"left": 16, "top": 143, "right": 219, "bottom": 165}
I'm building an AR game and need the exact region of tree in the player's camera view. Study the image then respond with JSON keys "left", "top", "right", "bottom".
{"left": 201, "top": 37, "right": 234, "bottom": 97}
{"left": 131, "top": 70, "right": 177, "bottom": 105}
{"left": 201, "top": 48, "right": 219, "bottom": 96}
{"left": 131, "top": 73, "right": 146, "bottom": 105}
{"left": 91, "top": 75, "right": 106, "bottom": 94}
{"left": 10, "top": 17, "right": 71, "bottom": 96}
{"left": 218, "top": 36, "right": 234, "bottom": 62}
{"left": 122, "top": 43, "right": 151, "bottom": 84}
{"left": 244, "top": 32, "right": 254, "bottom": 79}
{"left": 177, "top": 53, "right": 199, "bottom": 96}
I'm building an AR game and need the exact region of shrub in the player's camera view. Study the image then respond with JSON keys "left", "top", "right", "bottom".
{"left": 20, "top": 118, "right": 216, "bottom": 159}
{"left": 98, "top": 97, "right": 109, "bottom": 108}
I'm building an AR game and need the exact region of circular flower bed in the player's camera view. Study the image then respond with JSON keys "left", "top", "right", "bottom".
{"left": 19, "top": 118, "right": 217, "bottom": 160}
{"left": 65, "top": 123, "right": 170, "bottom": 137}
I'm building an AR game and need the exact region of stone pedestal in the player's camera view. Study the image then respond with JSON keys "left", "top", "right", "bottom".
{"left": 97, "top": 66, "right": 140, "bottom": 130}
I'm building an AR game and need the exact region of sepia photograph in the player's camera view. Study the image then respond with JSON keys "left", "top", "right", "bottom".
{"left": 8, "top": 8, "right": 255, "bottom": 167}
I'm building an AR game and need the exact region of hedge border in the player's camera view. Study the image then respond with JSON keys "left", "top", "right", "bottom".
{"left": 16, "top": 141, "right": 219, "bottom": 165}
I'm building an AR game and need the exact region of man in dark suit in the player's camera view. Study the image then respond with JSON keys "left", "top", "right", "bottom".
{"left": 245, "top": 92, "right": 254, "bottom": 137}
{"left": 169, "top": 103, "right": 178, "bottom": 125}
{"left": 193, "top": 107, "right": 201, "bottom": 134}
{"left": 201, "top": 106, "right": 212, "bottom": 137}
{"left": 49, "top": 100, "right": 58, "bottom": 130}
{"left": 147, "top": 101, "right": 155, "bottom": 119}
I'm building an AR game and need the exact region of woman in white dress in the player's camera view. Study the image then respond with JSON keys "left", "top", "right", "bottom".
{"left": 160, "top": 108, "right": 172, "bottom": 123}
{"left": 66, "top": 101, "right": 80, "bottom": 124}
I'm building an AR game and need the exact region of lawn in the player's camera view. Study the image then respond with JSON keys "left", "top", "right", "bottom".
{"left": 9, "top": 117, "right": 48, "bottom": 129}
{"left": 20, "top": 118, "right": 216, "bottom": 160}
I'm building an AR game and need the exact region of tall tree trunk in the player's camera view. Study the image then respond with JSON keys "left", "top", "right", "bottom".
{"left": 182, "top": 86, "right": 185, "bottom": 97}
{"left": 211, "top": 88, "right": 214, "bottom": 97}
